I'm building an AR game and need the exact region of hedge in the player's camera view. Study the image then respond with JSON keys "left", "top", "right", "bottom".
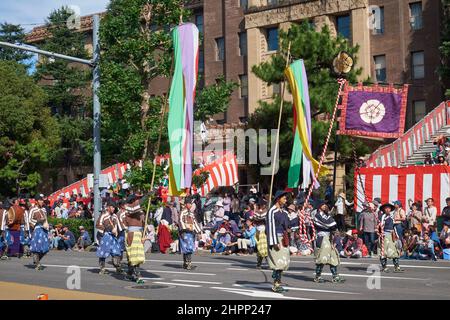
{"left": 48, "top": 218, "right": 94, "bottom": 240}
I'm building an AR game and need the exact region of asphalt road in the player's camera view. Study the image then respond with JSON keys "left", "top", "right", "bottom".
{"left": 0, "top": 250, "right": 449, "bottom": 300}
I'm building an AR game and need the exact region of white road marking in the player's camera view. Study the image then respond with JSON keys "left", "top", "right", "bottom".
{"left": 321, "top": 272, "right": 430, "bottom": 281}
{"left": 145, "top": 269, "right": 216, "bottom": 276}
{"left": 140, "top": 277, "right": 164, "bottom": 281}
{"left": 172, "top": 279, "right": 223, "bottom": 285}
{"left": 233, "top": 283, "right": 359, "bottom": 295}
{"left": 385, "top": 264, "right": 450, "bottom": 270}
{"left": 153, "top": 281, "right": 202, "bottom": 288}
{"left": 39, "top": 264, "right": 216, "bottom": 276}
{"left": 227, "top": 268, "right": 249, "bottom": 271}
{"left": 210, "top": 286, "right": 313, "bottom": 300}
{"left": 146, "top": 259, "right": 231, "bottom": 265}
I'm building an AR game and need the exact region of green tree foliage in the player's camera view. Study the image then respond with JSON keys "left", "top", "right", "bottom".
{"left": 123, "top": 160, "right": 165, "bottom": 193}
{"left": 195, "top": 75, "right": 238, "bottom": 122}
{"left": 0, "top": 61, "right": 60, "bottom": 197}
{"left": 0, "top": 23, "right": 32, "bottom": 65}
{"left": 99, "top": 0, "right": 238, "bottom": 166}
{"left": 439, "top": 0, "right": 450, "bottom": 98}
{"left": 99, "top": 0, "right": 189, "bottom": 163}
{"left": 249, "top": 23, "right": 369, "bottom": 188}
{"left": 34, "top": 7, "right": 92, "bottom": 167}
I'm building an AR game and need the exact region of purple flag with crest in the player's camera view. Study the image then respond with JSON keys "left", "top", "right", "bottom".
{"left": 337, "top": 84, "right": 409, "bottom": 138}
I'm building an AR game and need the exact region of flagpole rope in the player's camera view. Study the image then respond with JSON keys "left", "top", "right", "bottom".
{"left": 299, "top": 78, "right": 346, "bottom": 242}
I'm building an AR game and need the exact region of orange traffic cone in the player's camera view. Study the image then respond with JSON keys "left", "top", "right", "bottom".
{"left": 37, "top": 293, "right": 48, "bottom": 300}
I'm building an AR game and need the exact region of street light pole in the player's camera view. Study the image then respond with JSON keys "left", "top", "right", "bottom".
{"left": 0, "top": 14, "right": 102, "bottom": 235}
{"left": 92, "top": 15, "right": 102, "bottom": 233}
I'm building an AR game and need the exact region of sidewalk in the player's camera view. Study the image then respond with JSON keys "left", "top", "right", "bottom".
{"left": 0, "top": 281, "right": 138, "bottom": 300}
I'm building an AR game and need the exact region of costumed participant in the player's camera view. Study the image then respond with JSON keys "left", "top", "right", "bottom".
{"left": 179, "top": 197, "right": 201, "bottom": 270}
{"left": 116, "top": 200, "right": 127, "bottom": 264}
{"left": 378, "top": 203, "right": 404, "bottom": 273}
{"left": 28, "top": 195, "right": 50, "bottom": 270}
{"left": 253, "top": 211, "right": 268, "bottom": 269}
{"left": 96, "top": 199, "right": 123, "bottom": 275}
{"left": 266, "top": 190, "right": 290, "bottom": 293}
{"left": 313, "top": 201, "right": 345, "bottom": 283}
{"left": 0, "top": 202, "right": 13, "bottom": 260}
{"left": 19, "top": 199, "right": 31, "bottom": 258}
{"left": 6, "top": 198, "right": 26, "bottom": 258}
{"left": 124, "top": 194, "right": 146, "bottom": 283}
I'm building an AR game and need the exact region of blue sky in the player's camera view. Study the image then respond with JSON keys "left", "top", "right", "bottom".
{"left": 0, "top": 0, "right": 110, "bottom": 31}
{"left": 0, "top": 1, "right": 110, "bottom": 74}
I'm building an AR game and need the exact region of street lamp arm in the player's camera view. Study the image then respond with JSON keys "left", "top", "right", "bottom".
{"left": 0, "top": 41, "right": 94, "bottom": 67}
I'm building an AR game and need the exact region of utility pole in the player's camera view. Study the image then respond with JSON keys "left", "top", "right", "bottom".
{"left": 0, "top": 14, "right": 102, "bottom": 236}
{"left": 92, "top": 15, "right": 102, "bottom": 235}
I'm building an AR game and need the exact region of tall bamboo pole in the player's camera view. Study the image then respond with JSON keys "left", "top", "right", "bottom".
{"left": 268, "top": 41, "right": 292, "bottom": 207}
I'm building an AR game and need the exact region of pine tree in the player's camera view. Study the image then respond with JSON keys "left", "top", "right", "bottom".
{"left": 0, "top": 23, "right": 32, "bottom": 65}
{"left": 249, "top": 22, "right": 370, "bottom": 190}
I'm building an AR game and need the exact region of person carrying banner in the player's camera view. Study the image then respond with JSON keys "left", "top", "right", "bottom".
{"left": 179, "top": 197, "right": 201, "bottom": 270}
{"left": 28, "top": 195, "right": 50, "bottom": 270}
{"left": 266, "top": 190, "right": 291, "bottom": 293}
{"left": 96, "top": 200, "right": 123, "bottom": 276}
{"left": 313, "top": 201, "right": 345, "bottom": 283}
{"left": 253, "top": 211, "right": 268, "bottom": 269}
{"left": 378, "top": 203, "right": 404, "bottom": 273}
{"left": 116, "top": 200, "right": 127, "bottom": 265}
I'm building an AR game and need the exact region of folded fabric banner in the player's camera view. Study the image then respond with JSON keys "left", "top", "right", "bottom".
{"left": 338, "top": 83, "right": 409, "bottom": 138}
{"left": 168, "top": 23, "right": 199, "bottom": 191}
{"left": 285, "top": 60, "right": 321, "bottom": 188}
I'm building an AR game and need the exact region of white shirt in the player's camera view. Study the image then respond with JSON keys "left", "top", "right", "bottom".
{"left": 424, "top": 206, "right": 437, "bottom": 225}
{"left": 335, "top": 197, "right": 353, "bottom": 215}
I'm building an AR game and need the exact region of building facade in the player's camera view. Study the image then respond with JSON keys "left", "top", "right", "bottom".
{"left": 243, "top": 0, "right": 443, "bottom": 128}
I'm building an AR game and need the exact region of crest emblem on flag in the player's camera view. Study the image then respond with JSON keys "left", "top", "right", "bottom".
{"left": 337, "top": 83, "right": 409, "bottom": 138}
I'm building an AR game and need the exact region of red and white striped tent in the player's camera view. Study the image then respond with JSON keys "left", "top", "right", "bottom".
{"left": 49, "top": 163, "right": 130, "bottom": 201}
{"left": 354, "top": 165, "right": 450, "bottom": 214}
{"left": 193, "top": 152, "right": 239, "bottom": 196}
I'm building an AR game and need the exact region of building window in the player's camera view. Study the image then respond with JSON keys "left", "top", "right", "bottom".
{"left": 336, "top": 14, "right": 351, "bottom": 40}
{"left": 413, "top": 100, "right": 426, "bottom": 122}
{"left": 239, "top": 74, "right": 248, "bottom": 98}
{"left": 409, "top": 2, "right": 423, "bottom": 30}
{"left": 412, "top": 51, "right": 424, "bottom": 79}
{"left": 195, "top": 14, "right": 203, "bottom": 34}
{"left": 199, "top": 49, "right": 204, "bottom": 72}
{"left": 215, "top": 37, "right": 225, "bottom": 61}
{"left": 267, "top": 0, "right": 278, "bottom": 5}
{"left": 266, "top": 27, "right": 279, "bottom": 51}
{"left": 239, "top": 32, "right": 247, "bottom": 56}
{"left": 372, "top": 6, "right": 384, "bottom": 34}
{"left": 374, "top": 55, "right": 386, "bottom": 82}
{"left": 240, "top": 0, "right": 248, "bottom": 9}
{"left": 272, "top": 83, "right": 281, "bottom": 95}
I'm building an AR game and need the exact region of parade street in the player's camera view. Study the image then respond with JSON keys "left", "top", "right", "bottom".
{"left": 0, "top": 251, "right": 449, "bottom": 300}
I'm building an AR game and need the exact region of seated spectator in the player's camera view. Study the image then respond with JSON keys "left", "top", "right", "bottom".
{"left": 441, "top": 197, "right": 450, "bottom": 225}
{"left": 75, "top": 226, "right": 92, "bottom": 251}
{"left": 439, "top": 221, "right": 450, "bottom": 249}
{"left": 436, "top": 154, "right": 448, "bottom": 165}
{"left": 59, "top": 226, "right": 76, "bottom": 251}
{"left": 343, "top": 229, "right": 364, "bottom": 258}
{"left": 211, "top": 228, "right": 231, "bottom": 254}
{"left": 143, "top": 224, "right": 157, "bottom": 253}
{"left": 334, "top": 231, "right": 346, "bottom": 258}
{"left": 407, "top": 202, "right": 423, "bottom": 232}
{"left": 237, "top": 219, "right": 256, "bottom": 255}
{"left": 415, "top": 232, "right": 437, "bottom": 260}
{"left": 402, "top": 229, "right": 419, "bottom": 259}
{"left": 51, "top": 224, "right": 63, "bottom": 249}
{"left": 424, "top": 154, "right": 434, "bottom": 165}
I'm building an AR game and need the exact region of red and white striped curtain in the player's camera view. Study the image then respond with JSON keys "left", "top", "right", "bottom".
{"left": 354, "top": 165, "right": 450, "bottom": 214}
{"left": 192, "top": 152, "right": 239, "bottom": 196}
{"left": 367, "top": 101, "right": 449, "bottom": 167}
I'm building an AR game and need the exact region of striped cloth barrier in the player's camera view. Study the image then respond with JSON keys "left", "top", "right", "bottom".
{"left": 354, "top": 165, "right": 450, "bottom": 214}
{"left": 367, "top": 101, "right": 449, "bottom": 167}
